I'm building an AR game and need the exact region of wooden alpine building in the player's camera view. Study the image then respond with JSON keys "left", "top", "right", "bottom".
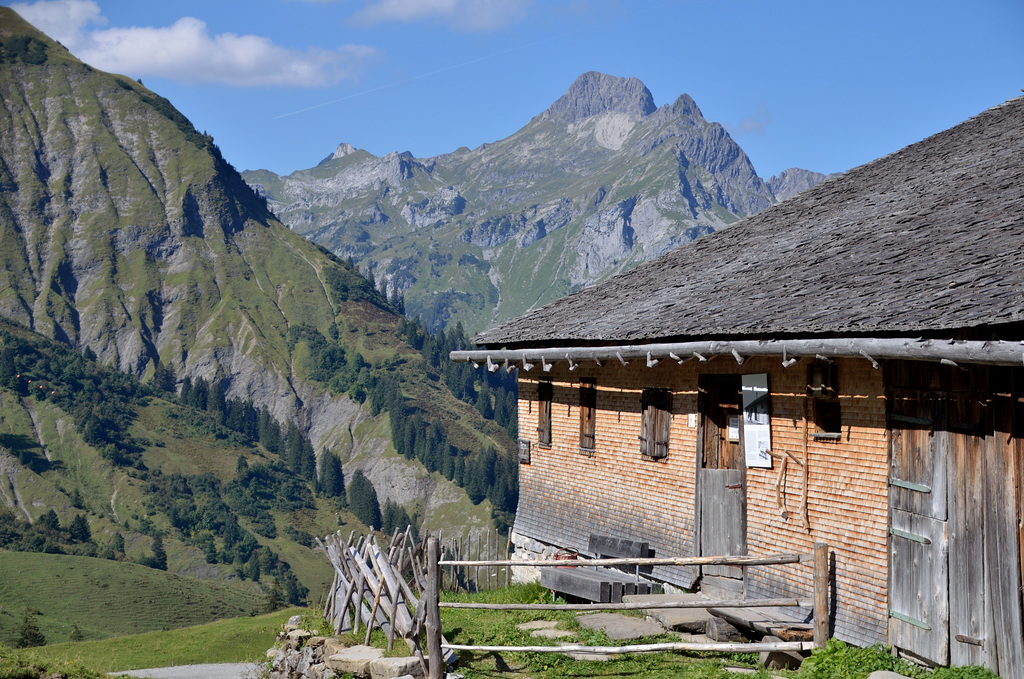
{"left": 452, "top": 96, "right": 1024, "bottom": 675}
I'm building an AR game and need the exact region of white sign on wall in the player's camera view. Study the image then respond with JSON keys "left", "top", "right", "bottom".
{"left": 741, "top": 373, "right": 772, "bottom": 469}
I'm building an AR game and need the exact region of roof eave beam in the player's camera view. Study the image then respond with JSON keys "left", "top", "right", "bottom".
{"left": 450, "top": 337, "right": 1024, "bottom": 369}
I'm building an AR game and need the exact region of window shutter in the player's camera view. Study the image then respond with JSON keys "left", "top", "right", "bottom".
{"left": 580, "top": 380, "right": 596, "bottom": 450}
{"left": 537, "top": 380, "right": 552, "bottom": 446}
{"left": 639, "top": 389, "right": 652, "bottom": 455}
{"left": 641, "top": 388, "right": 671, "bottom": 459}
{"left": 653, "top": 390, "right": 672, "bottom": 458}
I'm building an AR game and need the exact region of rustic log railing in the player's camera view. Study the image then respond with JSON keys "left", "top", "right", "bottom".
{"left": 318, "top": 532, "right": 830, "bottom": 679}
{"left": 422, "top": 537, "right": 831, "bottom": 679}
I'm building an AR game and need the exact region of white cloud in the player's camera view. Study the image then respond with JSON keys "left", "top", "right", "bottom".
{"left": 734, "top": 102, "right": 772, "bottom": 135}
{"left": 10, "top": 0, "right": 106, "bottom": 49}
{"left": 9, "top": 0, "right": 378, "bottom": 88}
{"left": 350, "top": 0, "right": 531, "bottom": 32}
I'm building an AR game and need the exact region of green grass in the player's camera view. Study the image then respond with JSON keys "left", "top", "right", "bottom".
{"left": 0, "top": 551, "right": 265, "bottom": 645}
{"left": 435, "top": 585, "right": 998, "bottom": 679}
{"left": 437, "top": 583, "right": 764, "bottom": 679}
{"left": 12, "top": 607, "right": 301, "bottom": 673}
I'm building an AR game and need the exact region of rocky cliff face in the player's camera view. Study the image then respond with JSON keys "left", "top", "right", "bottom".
{"left": 767, "top": 167, "right": 840, "bottom": 202}
{"left": 245, "top": 72, "right": 827, "bottom": 334}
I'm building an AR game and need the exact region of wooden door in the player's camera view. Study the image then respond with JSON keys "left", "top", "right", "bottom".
{"left": 698, "top": 375, "right": 746, "bottom": 579}
{"left": 946, "top": 392, "right": 992, "bottom": 668}
{"left": 888, "top": 366, "right": 1024, "bottom": 678}
{"left": 888, "top": 387, "right": 949, "bottom": 666}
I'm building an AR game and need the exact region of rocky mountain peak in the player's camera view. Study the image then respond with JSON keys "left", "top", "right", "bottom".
{"left": 332, "top": 142, "right": 357, "bottom": 159}
{"left": 544, "top": 71, "right": 656, "bottom": 123}
{"left": 767, "top": 167, "right": 840, "bottom": 202}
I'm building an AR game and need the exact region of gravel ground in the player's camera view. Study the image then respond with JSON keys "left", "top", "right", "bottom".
{"left": 111, "top": 663, "right": 261, "bottom": 679}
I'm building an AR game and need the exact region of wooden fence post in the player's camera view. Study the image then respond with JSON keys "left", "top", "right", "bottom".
{"left": 426, "top": 536, "right": 444, "bottom": 679}
{"left": 813, "top": 542, "right": 829, "bottom": 648}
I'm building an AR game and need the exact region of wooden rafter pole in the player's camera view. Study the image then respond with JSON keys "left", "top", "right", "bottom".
{"left": 451, "top": 337, "right": 1024, "bottom": 368}
{"left": 439, "top": 553, "right": 808, "bottom": 568}
{"left": 441, "top": 640, "right": 814, "bottom": 654}
{"left": 439, "top": 596, "right": 811, "bottom": 611}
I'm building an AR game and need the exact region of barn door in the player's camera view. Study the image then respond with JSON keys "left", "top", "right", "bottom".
{"left": 888, "top": 387, "right": 949, "bottom": 666}
{"left": 946, "top": 392, "right": 992, "bottom": 668}
{"left": 698, "top": 375, "right": 746, "bottom": 579}
{"left": 888, "top": 367, "right": 1024, "bottom": 678}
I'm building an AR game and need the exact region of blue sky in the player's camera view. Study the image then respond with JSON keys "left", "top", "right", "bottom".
{"left": 6, "top": 0, "right": 1023, "bottom": 179}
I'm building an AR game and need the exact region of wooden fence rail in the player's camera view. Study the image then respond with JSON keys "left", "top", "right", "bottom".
{"left": 422, "top": 537, "right": 831, "bottom": 679}
{"left": 318, "top": 532, "right": 830, "bottom": 679}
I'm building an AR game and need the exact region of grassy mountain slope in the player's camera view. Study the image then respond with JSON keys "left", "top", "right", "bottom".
{"left": 0, "top": 6, "right": 513, "bottom": 554}
{"left": 0, "top": 315, "right": 516, "bottom": 630}
{"left": 0, "top": 551, "right": 265, "bottom": 644}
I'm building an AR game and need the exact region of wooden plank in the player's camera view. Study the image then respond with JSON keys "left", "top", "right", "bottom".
{"left": 984, "top": 392, "right": 1024, "bottom": 679}
{"left": 888, "top": 509, "right": 949, "bottom": 666}
{"left": 889, "top": 388, "right": 947, "bottom": 520}
{"left": 588, "top": 535, "right": 649, "bottom": 559}
{"left": 707, "top": 605, "right": 812, "bottom": 640}
{"left": 701, "top": 469, "right": 745, "bottom": 578}
{"left": 947, "top": 392, "right": 991, "bottom": 669}
{"left": 541, "top": 568, "right": 611, "bottom": 602}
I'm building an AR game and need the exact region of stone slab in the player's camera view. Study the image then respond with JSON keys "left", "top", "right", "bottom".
{"left": 759, "top": 634, "right": 804, "bottom": 670}
{"left": 675, "top": 632, "right": 711, "bottom": 643}
{"left": 369, "top": 656, "right": 424, "bottom": 679}
{"left": 866, "top": 673, "right": 914, "bottom": 679}
{"left": 622, "top": 592, "right": 711, "bottom": 632}
{"left": 325, "top": 645, "right": 384, "bottom": 678}
{"left": 516, "top": 620, "right": 559, "bottom": 630}
{"left": 530, "top": 628, "right": 576, "bottom": 639}
{"left": 575, "top": 612, "right": 666, "bottom": 641}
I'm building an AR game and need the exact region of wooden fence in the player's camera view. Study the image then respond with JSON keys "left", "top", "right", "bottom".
{"left": 439, "top": 529, "right": 511, "bottom": 593}
{"left": 424, "top": 537, "right": 830, "bottom": 679}
{"left": 318, "top": 531, "right": 830, "bottom": 679}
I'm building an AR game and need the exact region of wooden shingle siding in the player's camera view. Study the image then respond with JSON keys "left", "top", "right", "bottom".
{"left": 515, "top": 361, "right": 700, "bottom": 588}
{"left": 514, "top": 356, "right": 890, "bottom": 645}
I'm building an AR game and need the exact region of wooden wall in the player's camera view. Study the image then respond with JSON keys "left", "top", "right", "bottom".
{"left": 514, "top": 355, "right": 890, "bottom": 647}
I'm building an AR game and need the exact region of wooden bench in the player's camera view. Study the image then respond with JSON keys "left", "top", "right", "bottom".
{"left": 541, "top": 535, "right": 654, "bottom": 603}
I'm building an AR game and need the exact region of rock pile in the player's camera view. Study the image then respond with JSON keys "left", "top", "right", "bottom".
{"left": 266, "top": 616, "right": 427, "bottom": 679}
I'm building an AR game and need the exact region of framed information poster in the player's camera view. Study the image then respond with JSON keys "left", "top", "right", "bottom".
{"left": 741, "top": 373, "right": 772, "bottom": 468}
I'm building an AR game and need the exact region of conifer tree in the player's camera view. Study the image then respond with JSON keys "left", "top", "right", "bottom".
{"left": 68, "top": 514, "right": 91, "bottom": 543}
{"left": 38, "top": 508, "right": 59, "bottom": 532}
{"left": 16, "top": 606, "right": 46, "bottom": 648}
{"left": 317, "top": 451, "right": 346, "bottom": 504}
{"left": 347, "top": 470, "right": 381, "bottom": 529}
{"left": 149, "top": 534, "right": 167, "bottom": 570}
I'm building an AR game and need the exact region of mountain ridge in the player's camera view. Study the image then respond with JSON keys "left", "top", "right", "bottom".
{"left": 0, "top": 6, "right": 512, "bottom": 556}
{"left": 245, "top": 72, "right": 832, "bottom": 334}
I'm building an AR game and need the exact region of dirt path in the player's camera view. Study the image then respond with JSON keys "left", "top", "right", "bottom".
{"left": 112, "top": 662, "right": 261, "bottom": 679}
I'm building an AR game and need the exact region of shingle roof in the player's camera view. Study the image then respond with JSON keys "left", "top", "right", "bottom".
{"left": 475, "top": 97, "right": 1024, "bottom": 347}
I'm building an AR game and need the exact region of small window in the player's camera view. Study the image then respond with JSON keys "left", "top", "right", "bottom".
{"left": 536, "top": 379, "right": 552, "bottom": 447}
{"left": 808, "top": 362, "right": 841, "bottom": 439}
{"left": 579, "top": 379, "right": 596, "bottom": 452}
{"left": 640, "top": 388, "right": 672, "bottom": 460}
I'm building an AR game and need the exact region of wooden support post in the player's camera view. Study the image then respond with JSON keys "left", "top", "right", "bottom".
{"left": 364, "top": 566, "right": 388, "bottom": 646}
{"left": 813, "top": 542, "right": 829, "bottom": 648}
{"left": 426, "top": 536, "right": 444, "bottom": 679}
